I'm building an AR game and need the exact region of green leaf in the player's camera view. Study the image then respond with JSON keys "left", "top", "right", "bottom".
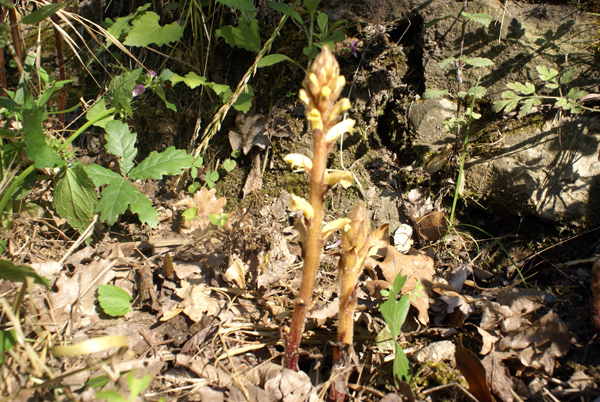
{"left": 124, "top": 12, "right": 184, "bottom": 47}
{"left": 268, "top": 2, "right": 303, "bottom": 26}
{"left": 518, "top": 97, "right": 541, "bottom": 117}
{"left": 127, "top": 185, "right": 160, "bottom": 228}
{"left": 304, "top": 0, "right": 320, "bottom": 15}
{"left": 423, "top": 89, "right": 448, "bottom": 100}
{"left": 316, "top": 10, "right": 329, "bottom": 34}
{"left": 544, "top": 82, "right": 559, "bottom": 90}
{"left": 507, "top": 81, "right": 535, "bottom": 95}
{"left": 96, "top": 179, "right": 159, "bottom": 227}
{"left": 104, "top": 120, "right": 138, "bottom": 175}
{"left": 0, "top": 96, "right": 20, "bottom": 111}
{"left": 424, "top": 15, "right": 452, "bottom": 29}
{"left": 460, "top": 12, "right": 492, "bottom": 27}
{"left": 438, "top": 57, "right": 456, "bottom": 71}
{"left": 393, "top": 343, "right": 411, "bottom": 382}
{"left": 465, "top": 57, "right": 494, "bottom": 68}
{"left": 97, "top": 284, "right": 132, "bottom": 317}
{"left": 22, "top": 104, "right": 64, "bottom": 169}
{"left": 0, "top": 260, "right": 49, "bottom": 288}
{"left": 493, "top": 96, "right": 519, "bottom": 113}
{"left": 0, "top": 330, "right": 16, "bottom": 365}
{"left": 188, "top": 181, "right": 201, "bottom": 193}
{"left": 257, "top": 54, "right": 295, "bottom": 68}
{"left": 96, "top": 390, "right": 127, "bottom": 402}
{"left": 559, "top": 67, "right": 577, "bottom": 85}
{"left": 468, "top": 85, "right": 487, "bottom": 99}
{"left": 232, "top": 85, "right": 254, "bottom": 113}
{"left": 169, "top": 71, "right": 207, "bottom": 89}
{"left": 193, "top": 157, "right": 204, "bottom": 167}
{"left": 223, "top": 159, "right": 236, "bottom": 172}
{"left": 20, "top": 3, "right": 64, "bottom": 24}
{"left": 555, "top": 97, "right": 568, "bottom": 108}
{"left": 86, "top": 98, "right": 114, "bottom": 128}
{"left": 126, "top": 372, "right": 153, "bottom": 399}
{"left": 182, "top": 207, "right": 198, "bottom": 222}
{"left": 84, "top": 164, "right": 123, "bottom": 187}
{"left": 217, "top": 0, "right": 257, "bottom": 12}
{"left": 536, "top": 65, "right": 558, "bottom": 82}
{"left": 108, "top": 68, "right": 142, "bottom": 116}
{"left": 129, "top": 146, "right": 193, "bottom": 180}
{"left": 54, "top": 163, "right": 98, "bottom": 234}
{"left": 152, "top": 85, "right": 177, "bottom": 112}
{"left": 566, "top": 87, "right": 587, "bottom": 101}
{"left": 36, "top": 79, "right": 74, "bottom": 108}
{"left": 216, "top": 16, "right": 261, "bottom": 52}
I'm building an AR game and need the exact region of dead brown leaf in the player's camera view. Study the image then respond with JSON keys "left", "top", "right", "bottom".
{"left": 228, "top": 113, "right": 271, "bottom": 155}
{"left": 163, "top": 281, "right": 222, "bottom": 322}
{"left": 176, "top": 187, "right": 227, "bottom": 233}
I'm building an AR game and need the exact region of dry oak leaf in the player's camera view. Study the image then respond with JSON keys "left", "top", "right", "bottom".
{"left": 366, "top": 245, "right": 434, "bottom": 325}
{"left": 162, "top": 281, "right": 221, "bottom": 322}
{"left": 175, "top": 187, "right": 226, "bottom": 232}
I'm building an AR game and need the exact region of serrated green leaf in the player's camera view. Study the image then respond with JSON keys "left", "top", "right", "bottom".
{"left": 544, "top": 82, "right": 559, "bottom": 90}
{"left": 465, "top": 57, "right": 494, "bottom": 68}
{"left": 97, "top": 284, "right": 132, "bottom": 317}
{"left": 232, "top": 85, "right": 254, "bottom": 113}
{"left": 108, "top": 68, "right": 142, "bottom": 116}
{"left": 216, "top": 17, "right": 261, "bottom": 52}
{"left": 438, "top": 57, "right": 456, "bottom": 70}
{"left": 104, "top": 120, "right": 137, "bottom": 175}
{"left": 559, "top": 67, "right": 577, "bottom": 85}
{"left": 566, "top": 87, "right": 587, "bottom": 101}
{"left": 0, "top": 260, "right": 49, "bottom": 287}
{"left": 169, "top": 72, "right": 207, "bottom": 89}
{"left": 555, "top": 97, "right": 568, "bottom": 108}
{"left": 468, "top": 85, "right": 487, "bottom": 99}
{"left": 127, "top": 185, "right": 159, "bottom": 228}
{"left": 22, "top": 104, "right": 64, "bottom": 169}
{"left": 460, "top": 12, "right": 492, "bottom": 27}
{"left": 86, "top": 98, "right": 114, "bottom": 128}
{"left": 422, "top": 89, "right": 448, "bottom": 99}
{"left": 129, "top": 146, "right": 193, "bottom": 180}
{"left": 507, "top": 81, "right": 535, "bottom": 95}
{"left": 518, "top": 97, "right": 541, "bottom": 117}
{"left": 536, "top": 65, "right": 558, "bottom": 82}
{"left": 124, "top": 12, "right": 184, "bottom": 46}
{"left": 20, "top": 3, "right": 64, "bottom": 24}
{"left": 257, "top": 54, "right": 295, "bottom": 68}
{"left": 569, "top": 101, "right": 583, "bottom": 114}
{"left": 84, "top": 164, "right": 123, "bottom": 187}
{"left": 54, "top": 163, "right": 98, "bottom": 233}
{"left": 96, "top": 178, "right": 131, "bottom": 225}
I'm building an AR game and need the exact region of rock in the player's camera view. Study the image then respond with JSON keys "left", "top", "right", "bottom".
{"left": 408, "top": 98, "right": 457, "bottom": 152}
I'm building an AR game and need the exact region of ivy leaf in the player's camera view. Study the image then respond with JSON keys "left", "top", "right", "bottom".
{"left": 465, "top": 57, "right": 494, "bottom": 68}
{"left": 104, "top": 120, "right": 137, "bottom": 175}
{"left": 108, "top": 68, "right": 142, "bottom": 116}
{"left": 54, "top": 163, "right": 98, "bottom": 234}
{"left": 22, "top": 103, "right": 64, "bottom": 169}
{"left": 84, "top": 164, "right": 123, "bottom": 187}
{"left": 129, "top": 146, "right": 193, "bottom": 180}
{"left": 216, "top": 16, "right": 261, "bottom": 52}
{"left": 423, "top": 89, "right": 449, "bottom": 99}
{"left": 124, "top": 12, "right": 184, "bottom": 47}
{"left": 0, "top": 260, "right": 49, "bottom": 288}
{"left": 97, "top": 285, "right": 132, "bottom": 317}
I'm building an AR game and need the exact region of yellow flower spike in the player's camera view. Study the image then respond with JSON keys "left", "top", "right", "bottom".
{"left": 332, "top": 76, "right": 346, "bottom": 98}
{"left": 325, "top": 118, "right": 355, "bottom": 143}
{"left": 284, "top": 154, "right": 313, "bottom": 172}
{"left": 322, "top": 218, "right": 351, "bottom": 240}
{"left": 330, "top": 98, "right": 351, "bottom": 120}
{"left": 289, "top": 194, "right": 314, "bottom": 220}
{"left": 307, "top": 109, "right": 324, "bottom": 131}
{"left": 298, "top": 89, "right": 311, "bottom": 107}
{"left": 325, "top": 171, "right": 354, "bottom": 189}
{"left": 308, "top": 73, "right": 320, "bottom": 96}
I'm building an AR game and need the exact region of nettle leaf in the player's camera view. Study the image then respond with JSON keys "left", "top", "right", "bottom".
{"left": 129, "top": 146, "right": 193, "bottom": 180}
{"left": 54, "top": 163, "right": 98, "bottom": 234}
{"left": 97, "top": 284, "right": 132, "bottom": 317}
{"left": 559, "top": 67, "right": 577, "bottom": 85}
{"left": 465, "top": 57, "right": 494, "bottom": 68}
{"left": 20, "top": 3, "right": 64, "bottom": 25}
{"left": 104, "top": 120, "right": 137, "bottom": 175}
{"left": 460, "top": 12, "right": 492, "bottom": 27}
{"left": 216, "top": 16, "right": 261, "bottom": 53}
{"left": 22, "top": 104, "right": 64, "bottom": 169}
{"left": 423, "top": 89, "right": 449, "bottom": 99}
{"left": 84, "top": 164, "right": 123, "bottom": 187}
{"left": 124, "top": 12, "right": 184, "bottom": 47}
{"left": 438, "top": 57, "right": 456, "bottom": 70}
{"left": 507, "top": 81, "right": 535, "bottom": 95}
{"left": 109, "top": 68, "right": 142, "bottom": 116}
{"left": 86, "top": 98, "right": 114, "bottom": 128}
{"left": 536, "top": 65, "right": 558, "bottom": 82}
{"left": 96, "top": 179, "right": 158, "bottom": 227}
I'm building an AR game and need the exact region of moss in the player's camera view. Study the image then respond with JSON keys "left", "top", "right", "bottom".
{"left": 414, "top": 360, "right": 461, "bottom": 389}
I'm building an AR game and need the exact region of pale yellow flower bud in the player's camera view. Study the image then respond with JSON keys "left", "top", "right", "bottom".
{"left": 284, "top": 154, "right": 313, "bottom": 172}
{"left": 307, "top": 109, "right": 324, "bottom": 131}
{"left": 325, "top": 171, "right": 354, "bottom": 189}
{"left": 322, "top": 218, "right": 351, "bottom": 240}
{"left": 298, "top": 89, "right": 310, "bottom": 107}
{"left": 330, "top": 98, "right": 351, "bottom": 120}
{"left": 308, "top": 73, "right": 320, "bottom": 97}
{"left": 289, "top": 194, "right": 314, "bottom": 220}
{"left": 321, "top": 85, "right": 331, "bottom": 100}
{"left": 325, "top": 118, "right": 355, "bottom": 143}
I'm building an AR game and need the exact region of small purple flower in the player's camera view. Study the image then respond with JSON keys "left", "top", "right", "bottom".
{"left": 132, "top": 84, "right": 146, "bottom": 98}
{"left": 350, "top": 40, "right": 358, "bottom": 58}
{"left": 148, "top": 70, "right": 156, "bottom": 79}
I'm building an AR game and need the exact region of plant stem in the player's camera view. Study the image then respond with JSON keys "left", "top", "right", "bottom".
{"left": 284, "top": 129, "right": 328, "bottom": 370}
